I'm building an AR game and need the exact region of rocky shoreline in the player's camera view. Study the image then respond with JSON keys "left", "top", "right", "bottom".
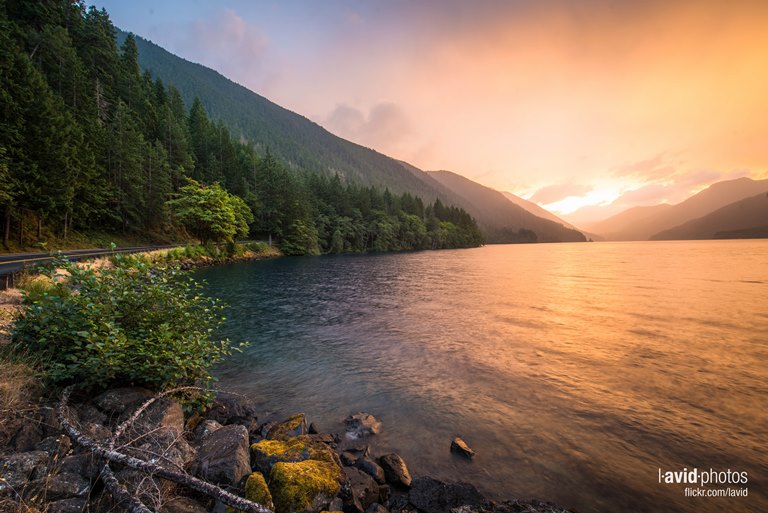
{"left": 0, "top": 387, "right": 573, "bottom": 513}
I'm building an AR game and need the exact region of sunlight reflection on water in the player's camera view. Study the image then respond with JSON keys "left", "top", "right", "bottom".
{"left": 200, "top": 240, "right": 768, "bottom": 513}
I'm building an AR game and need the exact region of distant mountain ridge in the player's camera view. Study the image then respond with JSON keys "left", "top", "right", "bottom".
{"left": 587, "top": 177, "right": 768, "bottom": 240}
{"left": 650, "top": 192, "right": 768, "bottom": 240}
{"left": 501, "top": 192, "right": 578, "bottom": 229}
{"left": 120, "top": 30, "right": 585, "bottom": 243}
{"left": 427, "top": 171, "right": 586, "bottom": 242}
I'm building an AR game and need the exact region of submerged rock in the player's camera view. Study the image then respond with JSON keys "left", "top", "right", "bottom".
{"left": 345, "top": 413, "right": 381, "bottom": 438}
{"left": 379, "top": 453, "right": 412, "bottom": 488}
{"left": 450, "top": 437, "right": 475, "bottom": 458}
{"left": 268, "top": 413, "right": 308, "bottom": 440}
{"left": 269, "top": 459, "right": 343, "bottom": 513}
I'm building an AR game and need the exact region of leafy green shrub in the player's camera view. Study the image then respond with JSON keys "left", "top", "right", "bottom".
{"left": 12, "top": 258, "right": 241, "bottom": 390}
{"left": 17, "top": 274, "right": 68, "bottom": 304}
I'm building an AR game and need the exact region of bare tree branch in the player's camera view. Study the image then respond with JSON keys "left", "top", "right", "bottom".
{"left": 58, "top": 386, "right": 273, "bottom": 513}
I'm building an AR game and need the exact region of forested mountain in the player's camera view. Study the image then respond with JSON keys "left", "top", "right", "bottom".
{"left": 587, "top": 177, "right": 768, "bottom": 240}
{"left": 650, "top": 192, "right": 768, "bottom": 240}
{"left": 118, "top": 30, "right": 445, "bottom": 200}
{"left": 0, "top": 0, "right": 481, "bottom": 254}
{"left": 427, "top": 171, "right": 586, "bottom": 242}
{"left": 122, "top": 31, "right": 583, "bottom": 244}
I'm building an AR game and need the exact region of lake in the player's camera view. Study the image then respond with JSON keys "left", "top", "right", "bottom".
{"left": 198, "top": 240, "right": 768, "bottom": 513}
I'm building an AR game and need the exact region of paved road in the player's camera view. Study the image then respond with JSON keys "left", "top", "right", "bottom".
{"left": 0, "top": 245, "right": 175, "bottom": 287}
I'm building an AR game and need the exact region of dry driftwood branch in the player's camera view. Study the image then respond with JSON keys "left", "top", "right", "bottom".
{"left": 99, "top": 462, "right": 154, "bottom": 513}
{"left": 58, "top": 386, "right": 273, "bottom": 513}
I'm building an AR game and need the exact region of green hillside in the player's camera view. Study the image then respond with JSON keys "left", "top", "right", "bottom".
{"left": 122, "top": 31, "right": 585, "bottom": 243}
{"left": 119, "top": 30, "right": 444, "bottom": 200}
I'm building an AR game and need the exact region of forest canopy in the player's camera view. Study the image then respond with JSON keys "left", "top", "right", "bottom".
{"left": 0, "top": 0, "right": 482, "bottom": 254}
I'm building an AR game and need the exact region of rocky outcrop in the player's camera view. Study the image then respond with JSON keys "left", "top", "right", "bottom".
{"left": 0, "top": 388, "right": 573, "bottom": 513}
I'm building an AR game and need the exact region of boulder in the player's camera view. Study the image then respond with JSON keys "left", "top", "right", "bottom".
{"left": 408, "top": 477, "right": 484, "bottom": 513}
{"left": 0, "top": 450, "right": 49, "bottom": 495}
{"left": 379, "top": 453, "right": 412, "bottom": 488}
{"left": 160, "top": 496, "right": 210, "bottom": 513}
{"left": 93, "top": 387, "right": 153, "bottom": 415}
{"left": 47, "top": 498, "right": 88, "bottom": 513}
{"left": 450, "top": 437, "right": 475, "bottom": 458}
{"left": 269, "top": 459, "right": 343, "bottom": 513}
{"left": 10, "top": 421, "right": 43, "bottom": 452}
{"left": 121, "top": 397, "right": 185, "bottom": 437}
{"left": 128, "top": 431, "right": 197, "bottom": 471}
{"left": 35, "top": 435, "right": 72, "bottom": 460}
{"left": 194, "top": 419, "right": 223, "bottom": 441}
{"left": 39, "top": 406, "right": 62, "bottom": 438}
{"left": 76, "top": 403, "right": 108, "bottom": 426}
{"left": 194, "top": 424, "right": 250, "bottom": 486}
{"left": 366, "top": 503, "right": 389, "bottom": 513}
{"left": 344, "top": 413, "right": 381, "bottom": 438}
{"left": 245, "top": 471, "right": 274, "bottom": 511}
{"left": 267, "top": 413, "right": 308, "bottom": 440}
{"left": 340, "top": 451, "right": 358, "bottom": 466}
{"left": 204, "top": 393, "right": 259, "bottom": 433}
{"left": 341, "top": 466, "right": 380, "bottom": 513}
{"left": 251, "top": 435, "right": 338, "bottom": 475}
{"left": 24, "top": 472, "right": 90, "bottom": 501}
{"left": 58, "top": 453, "right": 100, "bottom": 481}
{"left": 115, "top": 468, "right": 175, "bottom": 508}
{"left": 356, "top": 456, "right": 386, "bottom": 484}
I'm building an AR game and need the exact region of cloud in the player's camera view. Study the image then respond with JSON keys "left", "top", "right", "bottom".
{"left": 614, "top": 153, "right": 678, "bottom": 181}
{"left": 324, "top": 101, "right": 412, "bottom": 151}
{"left": 529, "top": 184, "right": 593, "bottom": 204}
{"left": 182, "top": 9, "right": 270, "bottom": 87}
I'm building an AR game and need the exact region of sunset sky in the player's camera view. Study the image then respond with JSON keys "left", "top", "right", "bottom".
{"left": 96, "top": 0, "right": 768, "bottom": 224}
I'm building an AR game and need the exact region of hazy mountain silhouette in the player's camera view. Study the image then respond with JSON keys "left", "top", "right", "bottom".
{"left": 650, "top": 192, "right": 768, "bottom": 240}
{"left": 501, "top": 192, "right": 578, "bottom": 229}
{"left": 427, "top": 171, "right": 586, "bottom": 242}
{"left": 587, "top": 177, "right": 768, "bottom": 240}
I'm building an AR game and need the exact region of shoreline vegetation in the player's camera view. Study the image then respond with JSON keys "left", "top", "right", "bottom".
{"left": 0, "top": 246, "right": 572, "bottom": 513}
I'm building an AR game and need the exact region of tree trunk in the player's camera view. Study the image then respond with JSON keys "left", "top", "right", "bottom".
{"left": 37, "top": 215, "right": 42, "bottom": 239}
{"left": 2, "top": 207, "right": 9, "bottom": 247}
{"left": 18, "top": 213, "right": 23, "bottom": 246}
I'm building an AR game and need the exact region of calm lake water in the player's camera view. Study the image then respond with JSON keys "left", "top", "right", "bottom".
{"left": 198, "top": 240, "right": 768, "bottom": 513}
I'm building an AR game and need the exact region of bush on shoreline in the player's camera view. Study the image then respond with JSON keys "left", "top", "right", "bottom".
{"left": 11, "top": 258, "right": 241, "bottom": 391}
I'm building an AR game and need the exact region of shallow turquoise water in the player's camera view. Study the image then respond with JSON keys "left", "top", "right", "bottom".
{"left": 198, "top": 240, "right": 768, "bottom": 513}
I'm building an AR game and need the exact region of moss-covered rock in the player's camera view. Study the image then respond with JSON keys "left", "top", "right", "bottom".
{"left": 269, "top": 460, "right": 343, "bottom": 513}
{"left": 252, "top": 435, "right": 337, "bottom": 474}
{"left": 245, "top": 471, "right": 274, "bottom": 511}
{"left": 267, "top": 413, "right": 307, "bottom": 440}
